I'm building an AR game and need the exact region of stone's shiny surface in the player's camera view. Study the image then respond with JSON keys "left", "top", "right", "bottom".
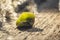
{"left": 16, "top": 12, "right": 35, "bottom": 29}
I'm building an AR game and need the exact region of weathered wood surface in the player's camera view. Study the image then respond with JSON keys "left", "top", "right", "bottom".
{"left": 0, "top": 11, "right": 60, "bottom": 40}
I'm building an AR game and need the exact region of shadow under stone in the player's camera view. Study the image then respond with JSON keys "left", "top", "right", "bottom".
{"left": 27, "top": 27, "right": 43, "bottom": 32}
{"left": 17, "top": 25, "right": 32, "bottom": 31}
{"left": 17, "top": 26, "right": 43, "bottom": 32}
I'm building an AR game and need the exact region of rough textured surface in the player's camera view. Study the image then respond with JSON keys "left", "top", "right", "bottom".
{"left": 0, "top": 0, "right": 60, "bottom": 40}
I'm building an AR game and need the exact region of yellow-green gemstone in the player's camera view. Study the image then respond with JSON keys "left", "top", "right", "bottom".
{"left": 16, "top": 12, "right": 35, "bottom": 29}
